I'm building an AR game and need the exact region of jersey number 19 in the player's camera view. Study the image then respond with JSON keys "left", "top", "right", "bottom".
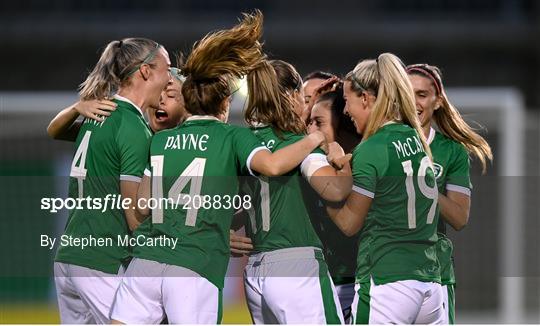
{"left": 401, "top": 156, "right": 438, "bottom": 229}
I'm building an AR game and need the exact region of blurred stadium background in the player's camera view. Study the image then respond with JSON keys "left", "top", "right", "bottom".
{"left": 1, "top": 0, "right": 539, "bottom": 323}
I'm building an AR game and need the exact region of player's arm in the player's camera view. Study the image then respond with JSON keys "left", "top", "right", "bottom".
{"left": 326, "top": 191, "right": 372, "bottom": 236}
{"left": 440, "top": 145, "right": 472, "bottom": 231}
{"left": 438, "top": 190, "right": 470, "bottom": 231}
{"left": 301, "top": 76, "right": 340, "bottom": 123}
{"left": 136, "top": 172, "right": 151, "bottom": 217}
{"left": 230, "top": 228, "right": 253, "bottom": 257}
{"left": 325, "top": 140, "right": 379, "bottom": 236}
{"left": 47, "top": 102, "right": 83, "bottom": 141}
{"left": 250, "top": 131, "right": 326, "bottom": 177}
{"left": 47, "top": 99, "right": 117, "bottom": 141}
{"left": 308, "top": 142, "right": 353, "bottom": 202}
{"left": 121, "top": 180, "right": 148, "bottom": 231}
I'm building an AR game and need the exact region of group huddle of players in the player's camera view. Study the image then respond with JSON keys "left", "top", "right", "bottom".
{"left": 46, "top": 10, "right": 493, "bottom": 325}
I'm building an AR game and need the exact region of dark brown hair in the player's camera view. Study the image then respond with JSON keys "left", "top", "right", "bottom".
{"left": 180, "top": 10, "right": 265, "bottom": 116}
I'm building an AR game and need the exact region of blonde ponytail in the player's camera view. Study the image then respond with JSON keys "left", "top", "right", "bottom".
{"left": 79, "top": 38, "right": 160, "bottom": 100}
{"left": 346, "top": 53, "right": 432, "bottom": 159}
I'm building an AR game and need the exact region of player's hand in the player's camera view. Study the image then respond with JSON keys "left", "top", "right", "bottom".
{"left": 327, "top": 142, "right": 352, "bottom": 170}
{"left": 301, "top": 76, "right": 341, "bottom": 124}
{"left": 310, "top": 130, "right": 329, "bottom": 153}
{"left": 75, "top": 99, "right": 117, "bottom": 122}
{"left": 230, "top": 230, "right": 253, "bottom": 257}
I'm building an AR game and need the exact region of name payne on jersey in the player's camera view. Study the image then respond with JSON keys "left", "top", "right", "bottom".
{"left": 83, "top": 115, "right": 107, "bottom": 128}
{"left": 392, "top": 135, "right": 424, "bottom": 159}
{"left": 41, "top": 234, "right": 178, "bottom": 250}
{"left": 164, "top": 134, "right": 209, "bottom": 151}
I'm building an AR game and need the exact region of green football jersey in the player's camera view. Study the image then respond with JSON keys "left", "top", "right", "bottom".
{"left": 55, "top": 96, "right": 152, "bottom": 274}
{"left": 352, "top": 122, "right": 440, "bottom": 285}
{"left": 428, "top": 128, "right": 471, "bottom": 285}
{"left": 307, "top": 190, "right": 358, "bottom": 285}
{"left": 133, "top": 116, "right": 267, "bottom": 289}
{"left": 242, "top": 126, "right": 323, "bottom": 252}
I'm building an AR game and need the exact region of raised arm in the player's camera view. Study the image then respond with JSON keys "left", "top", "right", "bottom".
{"left": 250, "top": 131, "right": 326, "bottom": 177}
{"left": 301, "top": 76, "right": 340, "bottom": 124}
{"left": 47, "top": 99, "right": 117, "bottom": 141}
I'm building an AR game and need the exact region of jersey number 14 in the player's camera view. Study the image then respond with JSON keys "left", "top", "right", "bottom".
{"left": 150, "top": 155, "right": 206, "bottom": 226}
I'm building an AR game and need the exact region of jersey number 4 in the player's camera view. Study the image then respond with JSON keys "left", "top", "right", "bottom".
{"left": 401, "top": 156, "right": 438, "bottom": 229}
{"left": 70, "top": 131, "right": 91, "bottom": 198}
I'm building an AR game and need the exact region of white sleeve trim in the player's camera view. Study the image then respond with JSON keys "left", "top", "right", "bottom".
{"left": 120, "top": 175, "right": 142, "bottom": 183}
{"left": 300, "top": 153, "right": 330, "bottom": 182}
{"left": 446, "top": 184, "right": 471, "bottom": 196}
{"left": 143, "top": 169, "right": 151, "bottom": 177}
{"left": 352, "top": 185, "right": 375, "bottom": 198}
{"left": 247, "top": 146, "right": 270, "bottom": 177}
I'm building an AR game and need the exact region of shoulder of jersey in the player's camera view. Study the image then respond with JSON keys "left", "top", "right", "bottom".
{"left": 110, "top": 101, "right": 141, "bottom": 121}
{"left": 433, "top": 130, "right": 464, "bottom": 151}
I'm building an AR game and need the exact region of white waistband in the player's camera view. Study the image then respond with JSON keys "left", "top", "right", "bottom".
{"left": 247, "top": 246, "right": 322, "bottom": 265}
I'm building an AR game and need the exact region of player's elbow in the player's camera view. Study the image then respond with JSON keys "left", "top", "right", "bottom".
{"left": 46, "top": 124, "right": 60, "bottom": 139}
{"left": 137, "top": 206, "right": 150, "bottom": 219}
{"left": 338, "top": 219, "right": 363, "bottom": 237}
{"left": 451, "top": 212, "right": 469, "bottom": 231}
{"left": 320, "top": 186, "right": 350, "bottom": 203}
{"left": 454, "top": 217, "right": 469, "bottom": 231}
{"left": 341, "top": 224, "right": 360, "bottom": 237}
{"left": 127, "top": 219, "right": 141, "bottom": 232}
{"left": 334, "top": 181, "right": 353, "bottom": 202}
{"left": 262, "top": 162, "right": 282, "bottom": 177}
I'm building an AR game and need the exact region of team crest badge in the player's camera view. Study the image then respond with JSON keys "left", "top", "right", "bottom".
{"left": 433, "top": 163, "right": 444, "bottom": 179}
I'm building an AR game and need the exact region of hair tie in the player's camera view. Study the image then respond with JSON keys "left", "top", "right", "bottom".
{"left": 117, "top": 40, "right": 123, "bottom": 48}
{"left": 406, "top": 66, "right": 442, "bottom": 95}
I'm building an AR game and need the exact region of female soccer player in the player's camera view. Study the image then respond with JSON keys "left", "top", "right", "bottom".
{"left": 53, "top": 38, "right": 171, "bottom": 324}
{"left": 326, "top": 53, "right": 444, "bottom": 324}
{"left": 307, "top": 82, "right": 362, "bottom": 323}
{"left": 47, "top": 67, "right": 187, "bottom": 137}
{"left": 240, "top": 59, "right": 352, "bottom": 324}
{"left": 109, "top": 11, "right": 329, "bottom": 324}
{"left": 407, "top": 63, "right": 492, "bottom": 324}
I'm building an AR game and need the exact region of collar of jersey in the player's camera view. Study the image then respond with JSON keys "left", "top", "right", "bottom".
{"left": 427, "top": 127, "right": 436, "bottom": 145}
{"left": 113, "top": 94, "right": 144, "bottom": 117}
{"left": 249, "top": 121, "right": 269, "bottom": 129}
{"left": 185, "top": 115, "right": 221, "bottom": 122}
